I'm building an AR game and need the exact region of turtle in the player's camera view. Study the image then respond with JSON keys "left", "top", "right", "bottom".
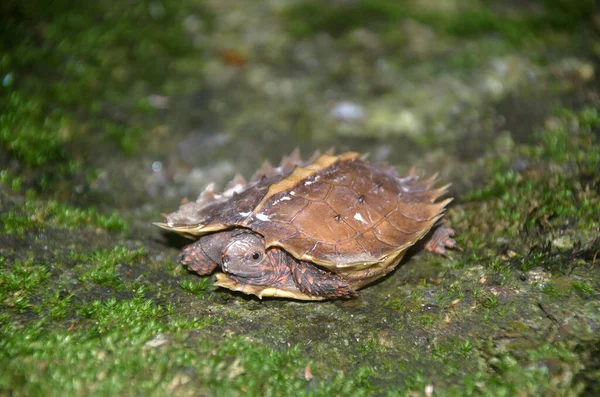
{"left": 155, "top": 150, "right": 458, "bottom": 300}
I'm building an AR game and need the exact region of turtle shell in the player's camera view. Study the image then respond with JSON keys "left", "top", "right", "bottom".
{"left": 156, "top": 150, "right": 452, "bottom": 273}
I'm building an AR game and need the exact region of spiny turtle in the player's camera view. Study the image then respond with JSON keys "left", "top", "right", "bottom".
{"left": 155, "top": 150, "right": 458, "bottom": 300}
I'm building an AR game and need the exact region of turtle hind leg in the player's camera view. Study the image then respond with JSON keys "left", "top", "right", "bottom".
{"left": 291, "top": 262, "right": 356, "bottom": 298}
{"left": 424, "top": 225, "right": 461, "bottom": 258}
{"left": 180, "top": 241, "right": 218, "bottom": 275}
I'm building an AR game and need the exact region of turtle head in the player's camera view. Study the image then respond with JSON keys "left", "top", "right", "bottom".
{"left": 221, "top": 232, "right": 268, "bottom": 279}
{"left": 180, "top": 229, "right": 266, "bottom": 276}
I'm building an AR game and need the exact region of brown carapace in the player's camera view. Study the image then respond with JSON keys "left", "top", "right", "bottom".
{"left": 155, "top": 150, "right": 458, "bottom": 300}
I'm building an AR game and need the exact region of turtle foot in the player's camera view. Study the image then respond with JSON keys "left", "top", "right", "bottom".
{"left": 180, "top": 242, "right": 218, "bottom": 275}
{"left": 425, "top": 226, "right": 461, "bottom": 258}
{"left": 292, "top": 262, "right": 356, "bottom": 298}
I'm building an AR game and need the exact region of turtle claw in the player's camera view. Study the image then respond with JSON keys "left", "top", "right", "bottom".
{"left": 425, "top": 226, "right": 460, "bottom": 258}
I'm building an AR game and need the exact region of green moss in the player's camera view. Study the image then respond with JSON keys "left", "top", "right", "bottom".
{"left": 438, "top": 8, "right": 529, "bottom": 43}
{"left": 464, "top": 107, "right": 600, "bottom": 237}
{"left": 383, "top": 290, "right": 424, "bottom": 313}
{"left": 504, "top": 242, "right": 597, "bottom": 276}
{"left": 74, "top": 247, "right": 145, "bottom": 289}
{"left": 360, "top": 331, "right": 387, "bottom": 354}
{"left": 478, "top": 292, "right": 501, "bottom": 309}
{"left": 541, "top": 283, "right": 569, "bottom": 298}
{"left": 453, "top": 342, "right": 587, "bottom": 396}
{"left": 539, "top": 108, "right": 600, "bottom": 165}
{"left": 0, "top": 92, "right": 69, "bottom": 168}
{"left": 0, "top": 170, "right": 22, "bottom": 192}
{"left": 571, "top": 281, "right": 595, "bottom": 296}
{"left": 424, "top": 108, "right": 600, "bottom": 391}
{"left": 538, "top": 0, "right": 597, "bottom": 30}
{"left": 573, "top": 342, "right": 600, "bottom": 395}
{"left": 0, "top": 291, "right": 379, "bottom": 396}
{"left": 0, "top": 192, "right": 128, "bottom": 235}
{"left": 179, "top": 278, "right": 211, "bottom": 297}
{"left": 43, "top": 290, "right": 73, "bottom": 321}
{"left": 432, "top": 338, "right": 474, "bottom": 366}
{"left": 418, "top": 314, "right": 437, "bottom": 327}
{"left": 77, "top": 291, "right": 185, "bottom": 334}
{"left": 0, "top": 257, "right": 51, "bottom": 313}
{"left": 284, "top": 0, "right": 594, "bottom": 44}
{"left": 102, "top": 122, "right": 145, "bottom": 156}
{"left": 284, "top": 0, "right": 403, "bottom": 38}
{"left": 0, "top": 0, "right": 213, "bottom": 177}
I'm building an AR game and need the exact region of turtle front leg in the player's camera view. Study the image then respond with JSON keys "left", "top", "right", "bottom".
{"left": 291, "top": 262, "right": 356, "bottom": 298}
{"left": 180, "top": 241, "right": 219, "bottom": 275}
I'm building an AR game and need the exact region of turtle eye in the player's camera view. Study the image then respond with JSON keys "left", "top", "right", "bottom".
{"left": 251, "top": 252, "right": 261, "bottom": 261}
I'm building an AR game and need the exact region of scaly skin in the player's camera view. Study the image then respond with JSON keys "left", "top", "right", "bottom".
{"left": 291, "top": 261, "right": 356, "bottom": 298}
{"left": 424, "top": 225, "right": 461, "bottom": 257}
{"left": 180, "top": 242, "right": 218, "bottom": 275}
